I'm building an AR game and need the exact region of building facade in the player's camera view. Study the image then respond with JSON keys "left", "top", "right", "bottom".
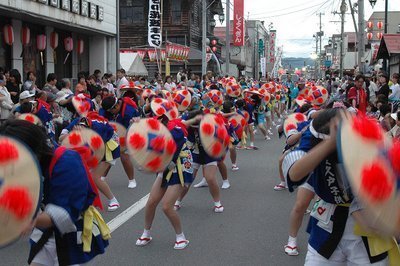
{"left": 0, "top": 0, "right": 117, "bottom": 86}
{"left": 119, "top": 0, "right": 223, "bottom": 77}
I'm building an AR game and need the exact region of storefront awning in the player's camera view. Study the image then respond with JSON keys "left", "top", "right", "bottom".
{"left": 119, "top": 53, "right": 148, "bottom": 76}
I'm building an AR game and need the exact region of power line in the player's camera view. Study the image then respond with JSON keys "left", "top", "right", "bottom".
{"left": 249, "top": 0, "right": 332, "bottom": 20}
{"left": 246, "top": 0, "right": 321, "bottom": 17}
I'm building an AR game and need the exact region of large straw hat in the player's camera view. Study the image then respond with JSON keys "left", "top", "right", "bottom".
{"left": 72, "top": 93, "right": 92, "bottom": 117}
{"left": 308, "top": 86, "right": 329, "bottom": 106}
{"left": 206, "top": 89, "right": 224, "bottom": 107}
{"left": 199, "top": 114, "right": 230, "bottom": 158}
{"left": 126, "top": 118, "right": 176, "bottom": 172}
{"left": 172, "top": 89, "right": 192, "bottom": 111}
{"left": 226, "top": 83, "right": 241, "bottom": 98}
{"left": 61, "top": 128, "right": 105, "bottom": 168}
{"left": 161, "top": 90, "right": 173, "bottom": 101}
{"left": 17, "top": 113, "right": 42, "bottom": 126}
{"left": 258, "top": 88, "right": 271, "bottom": 103}
{"left": 338, "top": 114, "right": 400, "bottom": 236}
{"left": 0, "top": 136, "right": 42, "bottom": 246}
{"left": 150, "top": 98, "right": 179, "bottom": 120}
{"left": 283, "top": 113, "right": 307, "bottom": 136}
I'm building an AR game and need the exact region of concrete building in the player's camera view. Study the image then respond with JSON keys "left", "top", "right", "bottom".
{"left": 245, "top": 20, "right": 270, "bottom": 80}
{"left": 0, "top": 0, "right": 117, "bottom": 86}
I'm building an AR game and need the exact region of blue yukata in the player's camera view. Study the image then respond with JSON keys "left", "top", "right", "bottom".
{"left": 187, "top": 126, "right": 219, "bottom": 168}
{"left": 99, "top": 97, "right": 140, "bottom": 129}
{"left": 160, "top": 122, "right": 194, "bottom": 187}
{"left": 29, "top": 147, "right": 108, "bottom": 265}
{"left": 35, "top": 100, "right": 55, "bottom": 140}
{"left": 282, "top": 122, "right": 388, "bottom": 263}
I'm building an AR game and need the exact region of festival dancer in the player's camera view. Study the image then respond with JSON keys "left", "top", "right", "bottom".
{"left": 2, "top": 120, "right": 109, "bottom": 265}
{"left": 282, "top": 109, "right": 392, "bottom": 265}
{"left": 175, "top": 110, "right": 225, "bottom": 213}
{"left": 100, "top": 95, "right": 140, "bottom": 189}
{"left": 60, "top": 112, "right": 121, "bottom": 212}
{"left": 136, "top": 111, "right": 201, "bottom": 250}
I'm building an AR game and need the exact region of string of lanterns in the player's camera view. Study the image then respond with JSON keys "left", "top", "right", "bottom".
{"left": 366, "top": 20, "right": 384, "bottom": 40}
{"left": 2, "top": 24, "right": 85, "bottom": 64}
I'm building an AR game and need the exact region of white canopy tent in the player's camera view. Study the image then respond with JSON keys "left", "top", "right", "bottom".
{"left": 119, "top": 52, "right": 148, "bottom": 76}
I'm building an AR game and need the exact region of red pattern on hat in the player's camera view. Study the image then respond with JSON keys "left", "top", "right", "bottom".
{"left": 90, "top": 136, "right": 102, "bottom": 150}
{"left": 69, "top": 133, "right": 82, "bottom": 146}
{"left": 129, "top": 133, "right": 146, "bottom": 150}
{"left": 201, "top": 123, "right": 214, "bottom": 136}
{"left": 0, "top": 187, "right": 33, "bottom": 220}
{"left": 0, "top": 140, "right": 19, "bottom": 163}
{"left": 352, "top": 115, "right": 383, "bottom": 142}
{"left": 388, "top": 140, "right": 400, "bottom": 174}
{"left": 146, "top": 157, "right": 162, "bottom": 171}
{"left": 361, "top": 160, "right": 394, "bottom": 202}
{"left": 147, "top": 118, "right": 160, "bottom": 131}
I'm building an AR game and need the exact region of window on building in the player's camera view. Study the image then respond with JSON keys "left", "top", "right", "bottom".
{"left": 171, "top": 0, "right": 182, "bottom": 24}
{"left": 167, "top": 36, "right": 186, "bottom": 45}
{"left": 120, "top": 1, "right": 145, "bottom": 24}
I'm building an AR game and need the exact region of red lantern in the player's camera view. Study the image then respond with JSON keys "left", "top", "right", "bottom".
{"left": 211, "top": 39, "right": 217, "bottom": 46}
{"left": 212, "top": 46, "right": 217, "bottom": 53}
{"left": 3, "top": 24, "right": 14, "bottom": 46}
{"left": 50, "top": 32, "right": 58, "bottom": 49}
{"left": 64, "top": 37, "right": 73, "bottom": 52}
{"left": 36, "top": 34, "right": 46, "bottom": 66}
{"left": 367, "top": 21, "right": 373, "bottom": 29}
{"left": 77, "top": 39, "right": 84, "bottom": 55}
{"left": 21, "top": 26, "right": 30, "bottom": 46}
{"left": 36, "top": 35, "right": 46, "bottom": 51}
{"left": 377, "top": 21, "right": 384, "bottom": 30}
{"left": 63, "top": 37, "right": 73, "bottom": 64}
{"left": 367, "top": 32, "right": 373, "bottom": 40}
{"left": 377, "top": 32, "right": 383, "bottom": 39}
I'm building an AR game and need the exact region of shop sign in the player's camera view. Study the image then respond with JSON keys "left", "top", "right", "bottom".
{"left": 148, "top": 0, "right": 162, "bottom": 48}
{"left": 32, "top": 0, "right": 104, "bottom": 21}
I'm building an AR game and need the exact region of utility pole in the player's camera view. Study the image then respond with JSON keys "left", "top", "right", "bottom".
{"left": 357, "top": 0, "right": 365, "bottom": 74}
{"left": 316, "top": 13, "right": 324, "bottom": 80}
{"left": 340, "top": 0, "right": 347, "bottom": 78}
{"left": 315, "top": 35, "right": 318, "bottom": 79}
{"left": 225, "top": 0, "right": 230, "bottom": 76}
{"left": 202, "top": 0, "right": 207, "bottom": 76}
{"left": 383, "top": 0, "right": 388, "bottom": 73}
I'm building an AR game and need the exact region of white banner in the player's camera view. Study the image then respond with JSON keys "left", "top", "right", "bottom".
{"left": 260, "top": 57, "right": 266, "bottom": 78}
{"left": 148, "top": 0, "right": 162, "bottom": 48}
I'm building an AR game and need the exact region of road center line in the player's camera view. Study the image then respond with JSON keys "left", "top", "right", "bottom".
{"left": 107, "top": 194, "right": 150, "bottom": 233}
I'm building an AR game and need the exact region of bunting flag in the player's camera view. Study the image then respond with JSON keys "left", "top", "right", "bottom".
{"left": 147, "top": 49, "right": 157, "bottom": 62}
{"left": 136, "top": 50, "right": 147, "bottom": 60}
{"left": 166, "top": 42, "right": 190, "bottom": 61}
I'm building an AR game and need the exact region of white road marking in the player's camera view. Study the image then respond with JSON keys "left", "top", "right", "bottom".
{"left": 107, "top": 194, "right": 149, "bottom": 233}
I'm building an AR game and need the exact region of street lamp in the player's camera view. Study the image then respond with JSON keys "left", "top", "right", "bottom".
{"left": 368, "top": 0, "right": 377, "bottom": 8}
{"left": 219, "top": 14, "right": 225, "bottom": 24}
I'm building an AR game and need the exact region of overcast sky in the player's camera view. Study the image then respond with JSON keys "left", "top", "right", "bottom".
{"left": 223, "top": 0, "right": 399, "bottom": 58}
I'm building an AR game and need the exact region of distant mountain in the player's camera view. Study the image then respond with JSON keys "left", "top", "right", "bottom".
{"left": 281, "top": 57, "right": 314, "bottom": 70}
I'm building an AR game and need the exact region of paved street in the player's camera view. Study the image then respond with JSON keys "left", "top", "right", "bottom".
{"left": 1, "top": 131, "right": 310, "bottom": 266}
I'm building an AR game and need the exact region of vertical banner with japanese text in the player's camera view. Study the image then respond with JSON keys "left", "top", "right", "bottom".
{"left": 233, "top": 0, "right": 244, "bottom": 46}
{"left": 148, "top": 0, "right": 162, "bottom": 48}
{"left": 268, "top": 30, "right": 276, "bottom": 65}
{"left": 260, "top": 57, "right": 266, "bottom": 78}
